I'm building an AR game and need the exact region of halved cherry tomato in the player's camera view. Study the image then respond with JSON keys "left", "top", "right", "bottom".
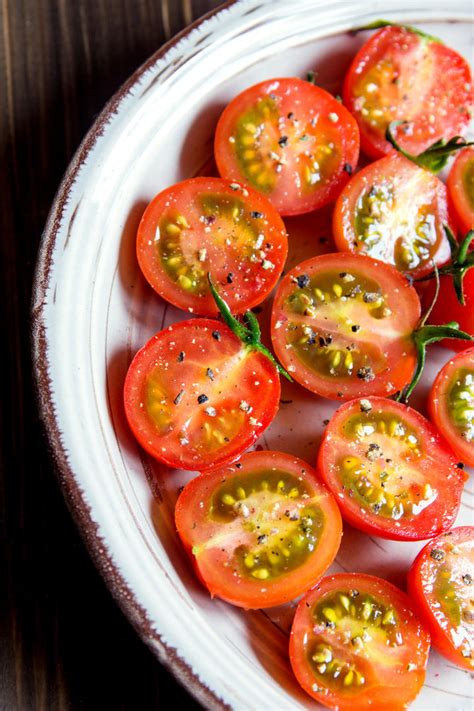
{"left": 270, "top": 253, "right": 420, "bottom": 400}
{"left": 343, "top": 24, "right": 473, "bottom": 159}
{"left": 214, "top": 78, "right": 360, "bottom": 216}
{"left": 290, "top": 573, "right": 430, "bottom": 710}
{"left": 447, "top": 147, "right": 474, "bottom": 236}
{"left": 136, "top": 178, "right": 287, "bottom": 316}
{"left": 408, "top": 526, "right": 474, "bottom": 672}
{"left": 333, "top": 151, "right": 453, "bottom": 279}
{"left": 123, "top": 319, "right": 280, "bottom": 470}
{"left": 428, "top": 348, "right": 474, "bottom": 467}
{"left": 318, "top": 397, "right": 466, "bottom": 540}
{"left": 425, "top": 269, "right": 474, "bottom": 351}
{"left": 175, "top": 450, "right": 342, "bottom": 608}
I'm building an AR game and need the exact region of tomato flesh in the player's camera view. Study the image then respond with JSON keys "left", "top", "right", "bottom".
{"left": 123, "top": 319, "right": 280, "bottom": 470}
{"left": 343, "top": 26, "right": 473, "bottom": 159}
{"left": 429, "top": 348, "right": 474, "bottom": 467}
{"left": 271, "top": 253, "right": 420, "bottom": 400}
{"left": 318, "top": 397, "right": 466, "bottom": 540}
{"left": 333, "top": 151, "right": 452, "bottom": 278}
{"left": 290, "top": 573, "right": 430, "bottom": 710}
{"left": 447, "top": 147, "right": 474, "bottom": 236}
{"left": 214, "top": 78, "right": 360, "bottom": 215}
{"left": 136, "top": 178, "right": 287, "bottom": 316}
{"left": 175, "top": 451, "right": 342, "bottom": 608}
{"left": 408, "top": 527, "right": 474, "bottom": 671}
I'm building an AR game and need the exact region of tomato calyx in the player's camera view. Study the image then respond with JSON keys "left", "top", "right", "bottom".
{"left": 418, "top": 227, "right": 474, "bottom": 305}
{"left": 353, "top": 18, "right": 442, "bottom": 44}
{"left": 397, "top": 263, "right": 473, "bottom": 403}
{"left": 208, "top": 274, "right": 292, "bottom": 381}
{"left": 386, "top": 121, "right": 474, "bottom": 173}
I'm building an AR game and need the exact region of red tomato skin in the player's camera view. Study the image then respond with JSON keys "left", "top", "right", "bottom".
{"left": 215, "top": 78, "right": 360, "bottom": 216}
{"left": 271, "top": 253, "right": 420, "bottom": 400}
{"left": 447, "top": 147, "right": 474, "bottom": 236}
{"left": 407, "top": 527, "right": 474, "bottom": 672}
{"left": 318, "top": 397, "right": 467, "bottom": 541}
{"left": 333, "top": 151, "right": 453, "bottom": 280}
{"left": 136, "top": 177, "right": 288, "bottom": 316}
{"left": 175, "top": 451, "right": 343, "bottom": 608}
{"left": 343, "top": 26, "right": 473, "bottom": 160}
{"left": 428, "top": 347, "right": 474, "bottom": 467}
{"left": 290, "top": 573, "right": 430, "bottom": 711}
{"left": 123, "top": 319, "right": 280, "bottom": 471}
{"left": 425, "top": 270, "right": 474, "bottom": 352}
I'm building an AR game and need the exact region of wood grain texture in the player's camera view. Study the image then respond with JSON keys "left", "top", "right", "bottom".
{"left": 0, "top": 1, "right": 224, "bottom": 709}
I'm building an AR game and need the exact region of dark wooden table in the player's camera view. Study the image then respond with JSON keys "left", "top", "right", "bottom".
{"left": 1, "top": 2, "right": 225, "bottom": 708}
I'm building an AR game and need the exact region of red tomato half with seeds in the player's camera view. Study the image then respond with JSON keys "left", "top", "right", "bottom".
{"left": 318, "top": 397, "right": 466, "bottom": 541}
{"left": 408, "top": 527, "right": 474, "bottom": 672}
{"left": 214, "top": 78, "right": 360, "bottom": 216}
{"left": 425, "top": 269, "right": 474, "bottom": 351}
{"left": 271, "top": 253, "right": 420, "bottom": 400}
{"left": 123, "top": 319, "right": 280, "bottom": 471}
{"left": 447, "top": 147, "right": 474, "bottom": 236}
{"left": 428, "top": 348, "right": 474, "bottom": 467}
{"left": 175, "top": 450, "right": 342, "bottom": 608}
{"left": 290, "top": 573, "right": 430, "bottom": 710}
{"left": 136, "top": 178, "right": 287, "bottom": 316}
{"left": 333, "top": 151, "right": 453, "bottom": 279}
{"left": 343, "top": 25, "right": 473, "bottom": 159}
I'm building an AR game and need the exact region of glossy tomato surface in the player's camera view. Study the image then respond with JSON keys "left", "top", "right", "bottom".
{"left": 271, "top": 253, "right": 420, "bottom": 400}
{"left": 214, "top": 78, "right": 359, "bottom": 216}
{"left": 123, "top": 319, "right": 280, "bottom": 471}
{"left": 333, "top": 151, "right": 452, "bottom": 279}
{"left": 408, "top": 526, "right": 474, "bottom": 671}
{"left": 429, "top": 348, "right": 474, "bottom": 467}
{"left": 343, "top": 25, "right": 473, "bottom": 159}
{"left": 290, "top": 573, "right": 430, "bottom": 710}
{"left": 175, "top": 450, "right": 342, "bottom": 608}
{"left": 136, "top": 178, "right": 287, "bottom": 316}
{"left": 425, "top": 269, "right": 474, "bottom": 351}
{"left": 447, "top": 147, "right": 474, "bottom": 236}
{"left": 318, "top": 397, "right": 466, "bottom": 540}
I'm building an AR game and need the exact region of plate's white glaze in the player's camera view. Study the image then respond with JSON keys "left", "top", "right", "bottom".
{"left": 33, "top": 1, "right": 474, "bottom": 709}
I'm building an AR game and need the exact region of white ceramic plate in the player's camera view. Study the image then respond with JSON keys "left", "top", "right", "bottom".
{"left": 32, "top": 1, "right": 474, "bottom": 708}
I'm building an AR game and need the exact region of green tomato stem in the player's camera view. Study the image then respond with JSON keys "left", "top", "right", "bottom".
{"left": 208, "top": 274, "right": 293, "bottom": 382}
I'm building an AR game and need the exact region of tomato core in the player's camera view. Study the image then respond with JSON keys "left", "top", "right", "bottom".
{"left": 206, "top": 468, "right": 324, "bottom": 582}
{"left": 337, "top": 410, "right": 433, "bottom": 522}
{"left": 281, "top": 268, "right": 392, "bottom": 382}
{"left": 308, "top": 588, "right": 400, "bottom": 692}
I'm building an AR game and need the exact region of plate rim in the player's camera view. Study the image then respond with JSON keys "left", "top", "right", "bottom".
{"left": 31, "top": 1, "right": 239, "bottom": 709}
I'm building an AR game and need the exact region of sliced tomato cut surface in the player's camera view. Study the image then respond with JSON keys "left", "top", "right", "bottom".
{"left": 290, "top": 573, "right": 430, "bottom": 710}
{"left": 318, "top": 397, "right": 466, "bottom": 540}
{"left": 343, "top": 25, "right": 473, "bottom": 160}
{"left": 270, "top": 253, "right": 420, "bottom": 400}
{"left": 175, "top": 450, "right": 342, "bottom": 608}
{"left": 123, "top": 319, "right": 280, "bottom": 471}
{"left": 408, "top": 527, "right": 474, "bottom": 671}
{"left": 333, "top": 151, "right": 452, "bottom": 279}
{"left": 136, "top": 178, "right": 287, "bottom": 316}
{"left": 447, "top": 147, "right": 474, "bottom": 236}
{"left": 429, "top": 348, "right": 474, "bottom": 467}
{"left": 214, "top": 78, "right": 360, "bottom": 216}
